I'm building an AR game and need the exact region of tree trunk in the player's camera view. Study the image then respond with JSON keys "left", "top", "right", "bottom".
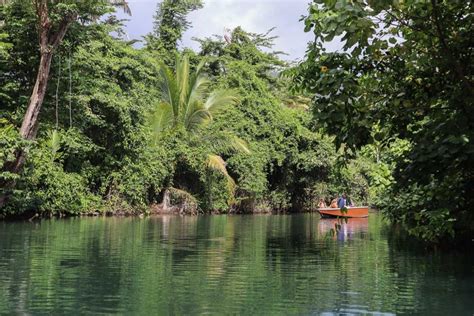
{"left": 0, "top": 51, "right": 54, "bottom": 208}
{"left": 0, "top": 3, "right": 75, "bottom": 208}
{"left": 162, "top": 189, "right": 171, "bottom": 211}
{"left": 20, "top": 51, "right": 53, "bottom": 140}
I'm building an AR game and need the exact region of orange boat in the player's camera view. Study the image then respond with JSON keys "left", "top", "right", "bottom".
{"left": 317, "top": 206, "right": 369, "bottom": 218}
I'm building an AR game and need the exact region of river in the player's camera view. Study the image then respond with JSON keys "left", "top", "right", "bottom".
{"left": 0, "top": 212, "right": 472, "bottom": 314}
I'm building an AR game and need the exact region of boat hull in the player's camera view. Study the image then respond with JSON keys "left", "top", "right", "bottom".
{"left": 317, "top": 207, "right": 369, "bottom": 218}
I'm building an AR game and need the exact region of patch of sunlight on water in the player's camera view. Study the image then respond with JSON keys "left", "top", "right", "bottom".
{"left": 0, "top": 212, "right": 473, "bottom": 315}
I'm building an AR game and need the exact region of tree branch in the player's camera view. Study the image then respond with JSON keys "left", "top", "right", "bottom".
{"left": 36, "top": 0, "right": 50, "bottom": 51}
{"left": 430, "top": 0, "right": 474, "bottom": 96}
{"left": 49, "top": 13, "right": 77, "bottom": 49}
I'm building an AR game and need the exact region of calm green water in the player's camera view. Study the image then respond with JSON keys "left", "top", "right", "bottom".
{"left": 0, "top": 212, "right": 472, "bottom": 315}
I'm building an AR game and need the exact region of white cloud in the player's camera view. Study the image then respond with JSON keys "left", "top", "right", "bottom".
{"left": 183, "top": 0, "right": 314, "bottom": 60}
{"left": 120, "top": 0, "right": 320, "bottom": 60}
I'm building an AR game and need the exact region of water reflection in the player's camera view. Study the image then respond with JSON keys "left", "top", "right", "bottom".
{"left": 0, "top": 213, "right": 472, "bottom": 315}
{"left": 318, "top": 218, "right": 369, "bottom": 241}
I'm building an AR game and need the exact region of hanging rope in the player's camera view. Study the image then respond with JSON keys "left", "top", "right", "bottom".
{"left": 68, "top": 49, "right": 72, "bottom": 129}
{"left": 55, "top": 55, "right": 62, "bottom": 129}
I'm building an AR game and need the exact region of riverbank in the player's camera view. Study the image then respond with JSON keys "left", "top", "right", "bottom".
{"left": 0, "top": 202, "right": 282, "bottom": 222}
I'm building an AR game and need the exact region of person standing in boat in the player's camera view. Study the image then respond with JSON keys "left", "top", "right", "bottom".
{"left": 337, "top": 193, "right": 347, "bottom": 208}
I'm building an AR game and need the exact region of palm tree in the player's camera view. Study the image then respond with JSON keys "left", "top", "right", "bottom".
{"left": 151, "top": 54, "right": 249, "bottom": 202}
{"left": 151, "top": 54, "right": 239, "bottom": 135}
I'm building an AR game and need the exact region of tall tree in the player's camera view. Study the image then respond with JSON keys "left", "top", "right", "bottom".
{"left": 0, "top": 0, "right": 131, "bottom": 208}
{"left": 150, "top": 54, "right": 247, "bottom": 200}
{"left": 145, "top": 0, "right": 203, "bottom": 65}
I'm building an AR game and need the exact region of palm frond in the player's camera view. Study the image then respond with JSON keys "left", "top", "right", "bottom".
{"left": 204, "top": 89, "right": 239, "bottom": 114}
{"left": 176, "top": 55, "right": 190, "bottom": 109}
{"left": 157, "top": 54, "right": 237, "bottom": 134}
{"left": 149, "top": 102, "right": 173, "bottom": 144}
{"left": 230, "top": 135, "right": 251, "bottom": 154}
{"left": 187, "top": 76, "right": 210, "bottom": 107}
{"left": 183, "top": 59, "right": 210, "bottom": 127}
{"left": 200, "top": 132, "right": 251, "bottom": 155}
{"left": 207, "top": 154, "right": 236, "bottom": 194}
{"left": 158, "top": 63, "right": 180, "bottom": 121}
{"left": 194, "top": 58, "right": 206, "bottom": 76}
{"left": 207, "top": 154, "right": 229, "bottom": 176}
{"left": 186, "top": 106, "right": 211, "bottom": 132}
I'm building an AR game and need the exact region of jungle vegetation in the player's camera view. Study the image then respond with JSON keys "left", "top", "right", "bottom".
{"left": 289, "top": 0, "right": 473, "bottom": 244}
{"left": 0, "top": 0, "right": 472, "bottom": 245}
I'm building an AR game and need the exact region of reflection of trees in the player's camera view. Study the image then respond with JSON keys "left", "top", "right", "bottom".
{"left": 0, "top": 214, "right": 472, "bottom": 314}
{"left": 385, "top": 226, "right": 474, "bottom": 315}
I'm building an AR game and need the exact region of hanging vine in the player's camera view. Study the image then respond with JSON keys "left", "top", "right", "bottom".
{"left": 54, "top": 55, "right": 61, "bottom": 129}
{"left": 50, "top": 55, "right": 62, "bottom": 160}
{"left": 68, "top": 49, "right": 72, "bottom": 129}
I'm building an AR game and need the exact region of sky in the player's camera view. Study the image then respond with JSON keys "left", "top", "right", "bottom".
{"left": 116, "top": 0, "right": 321, "bottom": 61}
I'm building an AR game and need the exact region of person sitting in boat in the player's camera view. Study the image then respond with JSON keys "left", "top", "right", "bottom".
{"left": 318, "top": 198, "right": 327, "bottom": 208}
{"left": 337, "top": 193, "right": 347, "bottom": 208}
{"left": 329, "top": 198, "right": 338, "bottom": 208}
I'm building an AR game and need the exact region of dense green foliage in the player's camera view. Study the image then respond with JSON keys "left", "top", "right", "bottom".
{"left": 1, "top": 0, "right": 377, "bottom": 218}
{"left": 0, "top": 0, "right": 468, "bottom": 245}
{"left": 145, "top": 0, "right": 203, "bottom": 65}
{"left": 290, "top": 0, "right": 473, "bottom": 243}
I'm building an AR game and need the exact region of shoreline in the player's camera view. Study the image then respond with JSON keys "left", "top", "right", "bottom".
{"left": 0, "top": 206, "right": 294, "bottom": 222}
{"left": 0, "top": 205, "right": 380, "bottom": 222}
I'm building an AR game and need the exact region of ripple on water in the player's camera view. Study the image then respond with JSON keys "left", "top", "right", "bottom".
{"left": 0, "top": 213, "right": 473, "bottom": 315}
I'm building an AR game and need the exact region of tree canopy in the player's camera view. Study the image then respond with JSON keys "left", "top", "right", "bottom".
{"left": 1, "top": 0, "right": 364, "bottom": 217}
{"left": 289, "top": 0, "right": 473, "bottom": 243}
{"left": 1, "top": 0, "right": 470, "bottom": 245}
{"left": 145, "top": 0, "right": 203, "bottom": 65}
